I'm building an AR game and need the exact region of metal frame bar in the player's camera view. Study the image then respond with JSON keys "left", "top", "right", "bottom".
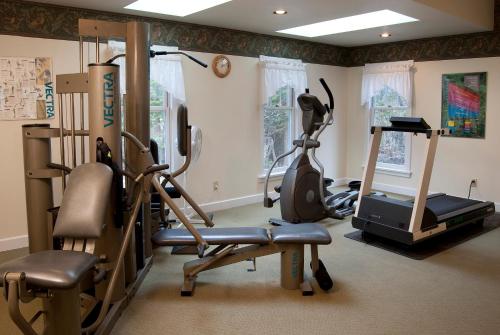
{"left": 409, "top": 130, "right": 440, "bottom": 234}
{"left": 354, "top": 127, "right": 383, "bottom": 217}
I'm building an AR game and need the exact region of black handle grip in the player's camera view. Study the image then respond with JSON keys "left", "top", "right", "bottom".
{"left": 187, "top": 55, "right": 208, "bottom": 68}
{"left": 151, "top": 50, "right": 207, "bottom": 68}
{"left": 319, "top": 78, "right": 334, "bottom": 110}
{"left": 144, "top": 164, "right": 170, "bottom": 176}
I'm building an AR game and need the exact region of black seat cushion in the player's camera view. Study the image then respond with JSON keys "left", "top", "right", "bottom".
{"left": 271, "top": 223, "right": 332, "bottom": 245}
{"left": 151, "top": 186, "right": 182, "bottom": 204}
{"left": 0, "top": 250, "right": 97, "bottom": 290}
{"left": 153, "top": 227, "right": 270, "bottom": 246}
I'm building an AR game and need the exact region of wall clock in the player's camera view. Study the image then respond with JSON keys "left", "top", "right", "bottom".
{"left": 212, "top": 55, "right": 231, "bottom": 78}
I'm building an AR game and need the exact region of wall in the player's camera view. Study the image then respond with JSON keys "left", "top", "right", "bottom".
{"left": 182, "top": 53, "right": 347, "bottom": 205}
{"left": 346, "top": 58, "right": 500, "bottom": 205}
{"left": 0, "top": 34, "right": 347, "bottom": 248}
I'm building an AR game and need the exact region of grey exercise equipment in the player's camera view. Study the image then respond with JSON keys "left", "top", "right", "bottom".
{"left": 151, "top": 105, "right": 334, "bottom": 296}
{"left": 352, "top": 117, "right": 495, "bottom": 244}
{"left": 149, "top": 106, "right": 215, "bottom": 235}
{"left": 151, "top": 105, "right": 215, "bottom": 255}
{"left": 264, "top": 78, "right": 359, "bottom": 225}
{"left": 0, "top": 19, "right": 207, "bottom": 335}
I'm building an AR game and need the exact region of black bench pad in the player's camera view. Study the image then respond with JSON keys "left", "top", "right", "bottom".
{"left": 271, "top": 223, "right": 332, "bottom": 245}
{"left": 0, "top": 250, "right": 97, "bottom": 290}
{"left": 153, "top": 227, "right": 271, "bottom": 246}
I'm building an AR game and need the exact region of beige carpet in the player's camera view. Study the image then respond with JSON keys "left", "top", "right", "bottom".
{"left": 1, "top": 203, "right": 500, "bottom": 335}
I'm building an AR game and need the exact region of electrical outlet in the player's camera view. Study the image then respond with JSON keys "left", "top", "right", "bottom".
{"left": 471, "top": 179, "right": 478, "bottom": 187}
{"left": 213, "top": 181, "right": 219, "bottom": 191}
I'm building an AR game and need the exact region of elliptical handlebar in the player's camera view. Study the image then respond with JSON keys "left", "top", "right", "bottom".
{"left": 263, "top": 135, "right": 304, "bottom": 208}
{"left": 319, "top": 78, "right": 334, "bottom": 110}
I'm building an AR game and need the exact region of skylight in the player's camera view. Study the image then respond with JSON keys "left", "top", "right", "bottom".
{"left": 125, "top": 0, "right": 232, "bottom": 17}
{"left": 277, "top": 10, "right": 418, "bottom": 37}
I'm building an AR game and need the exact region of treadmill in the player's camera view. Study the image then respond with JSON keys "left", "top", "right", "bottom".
{"left": 351, "top": 117, "right": 495, "bottom": 245}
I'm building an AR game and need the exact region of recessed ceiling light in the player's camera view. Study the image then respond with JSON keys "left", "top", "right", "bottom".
{"left": 380, "top": 32, "right": 392, "bottom": 38}
{"left": 125, "top": 0, "right": 232, "bottom": 17}
{"left": 274, "top": 9, "right": 287, "bottom": 15}
{"left": 277, "top": 9, "right": 418, "bottom": 37}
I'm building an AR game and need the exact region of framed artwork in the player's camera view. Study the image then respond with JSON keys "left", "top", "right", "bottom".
{"left": 441, "top": 72, "right": 487, "bottom": 138}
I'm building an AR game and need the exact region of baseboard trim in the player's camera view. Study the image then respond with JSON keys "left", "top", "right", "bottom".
{"left": 197, "top": 192, "right": 277, "bottom": 213}
{"left": 0, "top": 235, "right": 28, "bottom": 252}
{"left": 331, "top": 178, "right": 348, "bottom": 187}
{"left": 345, "top": 178, "right": 419, "bottom": 196}
{"left": 197, "top": 178, "right": 349, "bottom": 213}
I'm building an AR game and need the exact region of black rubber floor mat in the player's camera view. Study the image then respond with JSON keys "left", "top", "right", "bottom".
{"left": 344, "top": 213, "right": 500, "bottom": 260}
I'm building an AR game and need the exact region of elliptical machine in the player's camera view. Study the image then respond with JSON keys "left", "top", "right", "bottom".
{"left": 264, "top": 78, "right": 359, "bottom": 225}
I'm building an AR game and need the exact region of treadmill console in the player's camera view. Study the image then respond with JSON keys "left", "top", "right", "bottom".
{"left": 389, "top": 117, "right": 431, "bottom": 130}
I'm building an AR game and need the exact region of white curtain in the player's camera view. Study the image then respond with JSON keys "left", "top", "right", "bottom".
{"left": 361, "top": 60, "right": 414, "bottom": 108}
{"left": 259, "top": 55, "right": 307, "bottom": 105}
{"left": 107, "top": 41, "right": 186, "bottom": 102}
{"left": 150, "top": 45, "right": 186, "bottom": 102}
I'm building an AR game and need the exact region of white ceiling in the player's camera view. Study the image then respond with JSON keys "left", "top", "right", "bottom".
{"left": 30, "top": 0, "right": 495, "bottom": 46}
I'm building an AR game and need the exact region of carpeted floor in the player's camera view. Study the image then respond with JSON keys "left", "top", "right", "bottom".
{"left": 1, "top": 202, "right": 500, "bottom": 335}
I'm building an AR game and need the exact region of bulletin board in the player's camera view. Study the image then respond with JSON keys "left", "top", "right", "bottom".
{"left": 0, "top": 57, "right": 54, "bottom": 120}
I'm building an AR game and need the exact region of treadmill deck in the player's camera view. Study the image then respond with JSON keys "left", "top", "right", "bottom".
{"left": 352, "top": 193, "right": 495, "bottom": 245}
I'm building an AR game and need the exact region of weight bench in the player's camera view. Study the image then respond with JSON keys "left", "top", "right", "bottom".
{"left": 152, "top": 223, "right": 334, "bottom": 296}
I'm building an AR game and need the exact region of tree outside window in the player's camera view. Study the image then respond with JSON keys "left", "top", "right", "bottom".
{"left": 263, "top": 86, "right": 294, "bottom": 173}
{"left": 150, "top": 80, "right": 169, "bottom": 165}
{"left": 371, "top": 86, "right": 411, "bottom": 172}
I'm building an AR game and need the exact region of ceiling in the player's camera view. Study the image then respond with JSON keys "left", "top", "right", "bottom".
{"left": 29, "top": 0, "right": 495, "bottom": 47}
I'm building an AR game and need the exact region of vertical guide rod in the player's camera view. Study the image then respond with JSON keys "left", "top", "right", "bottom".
{"left": 57, "top": 93, "right": 66, "bottom": 190}
{"left": 96, "top": 36, "right": 100, "bottom": 63}
{"left": 70, "top": 93, "right": 77, "bottom": 168}
{"left": 79, "top": 36, "right": 85, "bottom": 164}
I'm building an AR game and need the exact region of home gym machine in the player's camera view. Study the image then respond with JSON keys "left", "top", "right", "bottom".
{"left": 264, "top": 78, "right": 359, "bottom": 225}
{"left": 352, "top": 117, "right": 495, "bottom": 244}
{"left": 0, "top": 18, "right": 204, "bottom": 335}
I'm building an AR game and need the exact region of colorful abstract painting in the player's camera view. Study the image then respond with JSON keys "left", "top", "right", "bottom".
{"left": 441, "top": 72, "right": 487, "bottom": 138}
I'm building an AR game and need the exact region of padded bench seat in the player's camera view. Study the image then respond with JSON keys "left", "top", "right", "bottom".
{"left": 153, "top": 223, "right": 332, "bottom": 247}
{"left": 153, "top": 227, "right": 271, "bottom": 246}
{"left": 0, "top": 250, "right": 97, "bottom": 290}
{"left": 271, "top": 223, "right": 332, "bottom": 244}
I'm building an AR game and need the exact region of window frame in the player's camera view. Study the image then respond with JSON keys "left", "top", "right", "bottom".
{"left": 369, "top": 98, "right": 412, "bottom": 178}
{"left": 149, "top": 90, "right": 174, "bottom": 166}
{"left": 261, "top": 86, "right": 296, "bottom": 176}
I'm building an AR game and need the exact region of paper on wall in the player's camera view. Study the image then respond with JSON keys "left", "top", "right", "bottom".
{"left": 0, "top": 57, "right": 54, "bottom": 120}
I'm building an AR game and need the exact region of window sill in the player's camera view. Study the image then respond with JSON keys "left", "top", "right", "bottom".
{"left": 375, "top": 166, "right": 412, "bottom": 178}
{"left": 361, "top": 165, "right": 412, "bottom": 178}
{"left": 257, "top": 171, "right": 285, "bottom": 182}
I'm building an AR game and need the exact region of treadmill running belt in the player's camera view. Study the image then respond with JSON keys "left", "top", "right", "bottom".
{"left": 426, "top": 195, "right": 481, "bottom": 217}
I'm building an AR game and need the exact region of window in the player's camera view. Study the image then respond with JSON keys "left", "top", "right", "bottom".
{"left": 150, "top": 80, "right": 170, "bottom": 165}
{"left": 263, "top": 86, "right": 294, "bottom": 173}
{"left": 370, "top": 86, "right": 411, "bottom": 174}
{"left": 108, "top": 41, "right": 186, "bottom": 167}
{"left": 259, "top": 55, "right": 307, "bottom": 176}
{"left": 361, "top": 60, "right": 414, "bottom": 177}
